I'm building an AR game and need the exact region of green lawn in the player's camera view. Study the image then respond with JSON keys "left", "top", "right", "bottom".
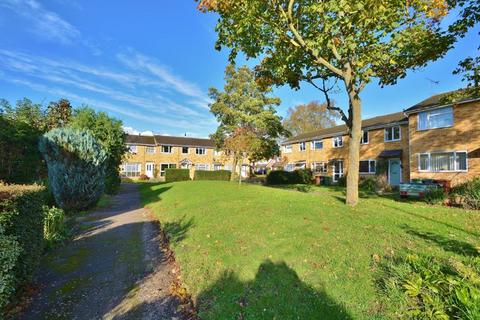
{"left": 140, "top": 181, "right": 480, "bottom": 319}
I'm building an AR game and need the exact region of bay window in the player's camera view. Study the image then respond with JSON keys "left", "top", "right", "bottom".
{"left": 122, "top": 163, "right": 141, "bottom": 177}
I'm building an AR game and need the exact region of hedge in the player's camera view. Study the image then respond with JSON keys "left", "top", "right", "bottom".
{"left": 266, "top": 169, "right": 313, "bottom": 185}
{"left": 194, "top": 170, "right": 231, "bottom": 181}
{"left": 0, "top": 183, "right": 46, "bottom": 312}
{"left": 165, "top": 168, "right": 190, "bottom": 182}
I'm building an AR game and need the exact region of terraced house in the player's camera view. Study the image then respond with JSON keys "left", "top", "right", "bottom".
{"left": 121, "top": 134, "right": 245, "bottom": 179}
{"left": 281, "top": 90, "right": 480, "bottom": 186}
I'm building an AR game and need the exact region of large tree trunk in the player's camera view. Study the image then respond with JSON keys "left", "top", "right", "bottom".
{"left": 345, "top": 90, "right": 362, "bottom": 206}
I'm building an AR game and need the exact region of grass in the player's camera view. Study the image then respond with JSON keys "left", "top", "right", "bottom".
{"left": 140, "top": 181, "right": 480, "bottom": 319}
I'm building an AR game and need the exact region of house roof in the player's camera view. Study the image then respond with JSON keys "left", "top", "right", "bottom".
{"left": 282, "top": 111, "right": 407, "bottom": 144}
{"left": 404, "top": 89, "right": 480, "bottom": 114}
{"left": 125, "top": 134, "right": 216, "bottom": 148}
{"left": 125, "top": 135, "right": 156, "bottom": 146}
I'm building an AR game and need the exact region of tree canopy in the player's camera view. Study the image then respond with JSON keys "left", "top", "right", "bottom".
{"left": 283, "top": 101, "right": 338, "bottom": 136}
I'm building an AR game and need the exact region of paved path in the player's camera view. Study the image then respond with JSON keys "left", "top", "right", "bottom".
{"left": 21, "top": 184, "right": 185, "bottom": 320}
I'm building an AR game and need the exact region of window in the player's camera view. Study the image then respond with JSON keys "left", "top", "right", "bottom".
{"left": 160, "top": 163, "right": 176, "bottom": 176}
{"left": 360, "top": 131, "right": 369, "bottom": 144}
{"left": 161, "top": 145, "right": 173, "bottom": 153}
{"left": 385, "top": 126, "right": 401, "bottom": 142}
{"left": 312, "top": 162, "right": 328, "bottom": 173}
{"left": 146, "top": 146, "right": 155, "bottom": 154}
{"left": 359, "top": 160, "right": 376, "bottom": 173}
{"left": 195, "top": 163, "right": 209, "bottom": 171}
{"left": 214, "top": 150, "right": 222, "bottom": 156}
{"left": 418, "top": 107, "right": 453, "bottom": 130}
{"left": 285, "top": 163, "right": 294, "bottom": 172}
{"left": 214, "top": 164, "right": 223, "bottom": 171}
{"left": 182, "top": 147, "right": 189, "bottom": 154}
{"left": 299, "top": 142, "right": 306, "bottom": 151}
{"left": 224, "top": 164, "right": 232, "bottom": 171}
{"left": 128, "top": 145, "right": 137, "bottom": 154}
{"left": 311, "top": 140, "right": 323, "bottom": 150}
{"left": 332, "top": 160, "right": 344, "bottom": 182}
{"left": 196, "top": 148, "right": 206, "bottom": 155}
{"left": 418, "top": 151, "right": 467, "bottom": 172}
{"left": 121, "top": 163, "right": 141, "bottom": 177}
{"left": 332, "top": 136, "right": 343, "bottom": 148}
{"left": 284, "top": 145, "right": 292, "bottom": 153}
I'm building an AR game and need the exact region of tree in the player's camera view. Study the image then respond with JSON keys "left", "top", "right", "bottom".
{"left": 223, "top": 127, "right": 259, "bottom": 184}
{"left": 208, "top": 65, "right": 288, "bottom": 181}
{"left": 69, "top": 107, "right": 126, "bottom": 194}
{"left": 45, "top": 99, "right": 73, "bottom": 130}
{"left": 283, "top": 101, "right": 338, "bottom": 136}
{"left": 198, "top": 0, "right": 454, "bottom": 205}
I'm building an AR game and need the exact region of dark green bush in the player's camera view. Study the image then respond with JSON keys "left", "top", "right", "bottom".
{"left": 39, "top": 128, "right": 107, "bottom": 212}
{"left": 359, "top": 176, "right": 376, "bottom": 192}
{"left": 424, "top": 187, "right": 446, "bottom": 205}
{"left": 194, "top": 170, "right": 231, "bottom": 181}
{"left": 165, "top": 169, "right": 190, "bottom": 182}
{"left": 451, "top": 178, "right": 480, "bottom": 210}
{"left": 377, "top": 253, "right": 480, "bottom": 319}
{"left": 266, "top": 169, "right": 313, "bottom": 185}
{"left": 336, "top": 176, "right": 346, "bottom": 187}
{"left": 0, "top": 183, "right": 46, "bottom": 311}
{"left": 43, "top": 206, "right": 67, "bottom": 249}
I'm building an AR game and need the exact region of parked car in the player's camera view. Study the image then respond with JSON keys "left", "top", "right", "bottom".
{"left": 399, "top": 179, "right": 443, "bottom": 198}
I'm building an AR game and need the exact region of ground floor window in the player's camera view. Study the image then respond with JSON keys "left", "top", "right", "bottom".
{"left": 312, "top": 162, "right": 328, "bottom": 174}
{"left": 284, "top": 163, "right": 294, "bottom": 172}
{"left": 121, "top": 163, "right": 141, "bottom": 177}
{"left": 195, "top": 163, "right": 209, "bottom": 171}
{"left": 332, "top": 160, "right": 344, "bottom": 182}
{"left": 213, "top": 164, "right": 223, "bottom": 171}
{"left": 359, "top": 160, "right": 376, "bottom": 174}
{"left": 160, "top": 163, "right": 177, "bottom": 176}
{"left": 418, "top": 151, "right": 467, "bottom": 172}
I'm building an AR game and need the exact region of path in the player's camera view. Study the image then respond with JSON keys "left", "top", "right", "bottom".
{"left": 20, "top": 184, "right": 186, "bottom": 320}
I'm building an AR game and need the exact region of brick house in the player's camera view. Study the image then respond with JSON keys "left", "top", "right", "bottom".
{"left": 121, "top": 134, "right": 247, "bottom": 179}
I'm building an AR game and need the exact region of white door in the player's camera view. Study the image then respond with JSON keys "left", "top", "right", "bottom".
{"left": 146, "top": 162, "right": 155, "bottom": 178}
{"left": 332, "top": 160, "right": 344, "bottom": 182}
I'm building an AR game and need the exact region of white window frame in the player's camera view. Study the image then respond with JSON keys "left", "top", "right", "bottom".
{"left": 182, "top": 146, "right": 189, "bottom": 154}
{"left": 299, "top": 142, "right": 306, "bottom": 152}
{"left": 196, "top": 147, "right": 206, "bottom": 155}
{"left": 195, "top": 163, "right": 209, "bottom": 171}
{"left": 384, "top": 126, "right": 401, "bottom": 142}
{"left": 121, "top": 162, "right": 141, "bottom": 177}
{"left": 160, "top": 163, "right": 177, "bottom": 176}
{"left": 284, "top": 163, "right": 294, "bottom": 172}
{"left": 332, "top": 136, "right": 343, "bottom": 148}
{"left": 417, "top": 106, "right": 454, "bottom": 131}
{"left": 283, "top": 145, "right": 292, "bottom": 153}
{"left": 127, "top": 145, "right": 137, "bottom": 154}
{"left": 360, "top": 130, "right": 369, "bottom": 145}
{"left": 417, "top": 151, "right": 468, "bottom": 172}
{"left": 332, "top": 160, "right": 344, "bottom": 182}
{"left": 311, "top": 140, "right": 323, "bottom": 150}
{"left": 312, "top": 162, "right": 328, "bottom": 174}
{"left": 214, "top": 150, "right": 222, "bottom": 156}
{"left": 145, "top": 146, "right": 155, "bottom": 154}
{"left": 161, "top": 145, "right": 173, "bottom": 154}
{"left": 359, "top": 159, "right": 376, "bottom": 174}
{"left": 213, "top": 164, "right": 223, "bottom": 171}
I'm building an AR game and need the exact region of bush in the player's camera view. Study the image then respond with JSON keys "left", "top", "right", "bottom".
{"left": 336, "top": 176, "right": 346, "bottom": 187}
{"left": 38, "top": 128, "right": 107, "bottom": 212}
{"left": 424, "top": 187, "right": 446, "bottom": 205}
{"left": 359, "top": 176, "right": 376, "bottom": 192}
{"left": 165, "top": 169, "right": 190, "bottom": 182}
{"left": 138, "top": 174, "right": 150, "bottom": 181}
{"left": 377, "top": 253, "right": 480, "bottom": 319}
{"left": 0, "top": 183, "right": 46, "bottom": 311}
{"left": 451, "top": 178, "right": 480, "bottom": 210}
{"left": 43, "top": 206, "right": 67, "bottom": 249}
{"left": 266, "top": 169, "right": 313, "bottom": 185}
{"left": 195, "top": 170, "right": 231, "bottom": 181}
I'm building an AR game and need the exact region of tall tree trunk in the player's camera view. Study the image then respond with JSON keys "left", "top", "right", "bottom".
{"left": 345, "top": 89, "right": 362, "bottom": 206}
{"left": 231, "top": 156, "right": 238, "bottom": 181}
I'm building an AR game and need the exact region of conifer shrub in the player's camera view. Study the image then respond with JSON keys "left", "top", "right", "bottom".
{"left": 39, "top": 128, "right": 107, "bottom": 212}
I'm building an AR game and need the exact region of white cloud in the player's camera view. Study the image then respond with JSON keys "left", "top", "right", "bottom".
{"left": 122, "top": 126, "right": 154, "bottom": 136}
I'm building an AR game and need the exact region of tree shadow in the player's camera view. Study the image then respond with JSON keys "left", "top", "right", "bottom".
{"left": 139, "top": 183, "right": 173, "bottom": 205}
{"left": 401, "top": 225, "right": 479, "bottom": 257}
{"left": 162, "top": 216, "right": 195, "bottom": 245}
{"left": 197, "top": 260, "right": 353, "bottom": 320}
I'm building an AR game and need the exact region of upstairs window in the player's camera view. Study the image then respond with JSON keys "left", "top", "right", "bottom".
{"left": 385, "top": 126, "right": 401, "bottom": 142}
{"left": 161, "top": 145, "right": 173, "bottom": 153}
{"left": 311, "top": 140, "right": 323, "bottom": 150}
{"left": 128, "top": 145, "right": 137, "bottom": 154}
{"left": 182, "top": 147, "right": 189, "bottom": 154}
{"left": 418, "top": 107, "right": 453, "bottom": 130}
{"left": 332, "top": 136, "right": 343, "bottom": 148}
{"left": 284, "top": 145, "right": 292, "bottom": 153}
{"left": 359, "top": 160, "right": 376, "bottom": 173}
{"left": 299, "top": 142, "right": 306, "bottom": 151}
{"left": 146, "top": 146, "right": 155, "bottom": 154}
{"left": 360, "top": 131, "right": 369, "bottom": 144}
{"left": 196, "top": 148, "right": 206, "bottom": 155}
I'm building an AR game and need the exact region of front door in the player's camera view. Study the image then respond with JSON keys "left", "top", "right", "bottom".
{"left": 388, "top": 159, "right": 401, "bottom": 186}
{"left": 146, "top": 162, "right": 155, "bottom": 178}
{"left": 332, "top": 160, "right": 344, "bottom": 182}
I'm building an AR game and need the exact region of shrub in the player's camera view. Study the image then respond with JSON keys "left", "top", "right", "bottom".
{"left": 43, "top": 206, "right": 67, "bottom": 249}
{"left": 0, "top": 183, "right": 46, "bottom": 311}
{"left": 266, "top": 169, "right": 313, "bottom": 185}
{"left": 165, "top": 169, "right": 190, "bottom": 182}
{"left": 336, "top": 176, "right": 346, "bottom": 187}
{"left": 424, "top": 187, "right": 446, "bottom": 205}
{"left": 451, "top": 178, "right": 480, "bottom": 210}
{"left": 138, "top": 174, "right": 150, "bottom": 181}
{"left": 377, "top": 253, "right": 480, "bottom": 319}
{"left": 195, "top": 170, "right": 231, "bottom": 181}
{"left": 359, "top": 176, "right": 376, "bottom": 192}
{"left": 38, "top": 128, "right": 107, "bottom": 212}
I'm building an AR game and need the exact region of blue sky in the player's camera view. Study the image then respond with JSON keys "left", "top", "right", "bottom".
{"left": 0, "top": 1, "right": 477, "bottom": 137}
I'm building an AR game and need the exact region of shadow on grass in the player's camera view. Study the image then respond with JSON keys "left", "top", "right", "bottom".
{"left": 162, "top": 216, "right": 194, "bottom": 245}
{"left": 402, "top": 225, "right": 479, "bottom": 257}
{"left": 139, "top": 184, "right": 173, "bottom": 205}
{"left": 196, "top": 260, "right": 353, "bottom": 319}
